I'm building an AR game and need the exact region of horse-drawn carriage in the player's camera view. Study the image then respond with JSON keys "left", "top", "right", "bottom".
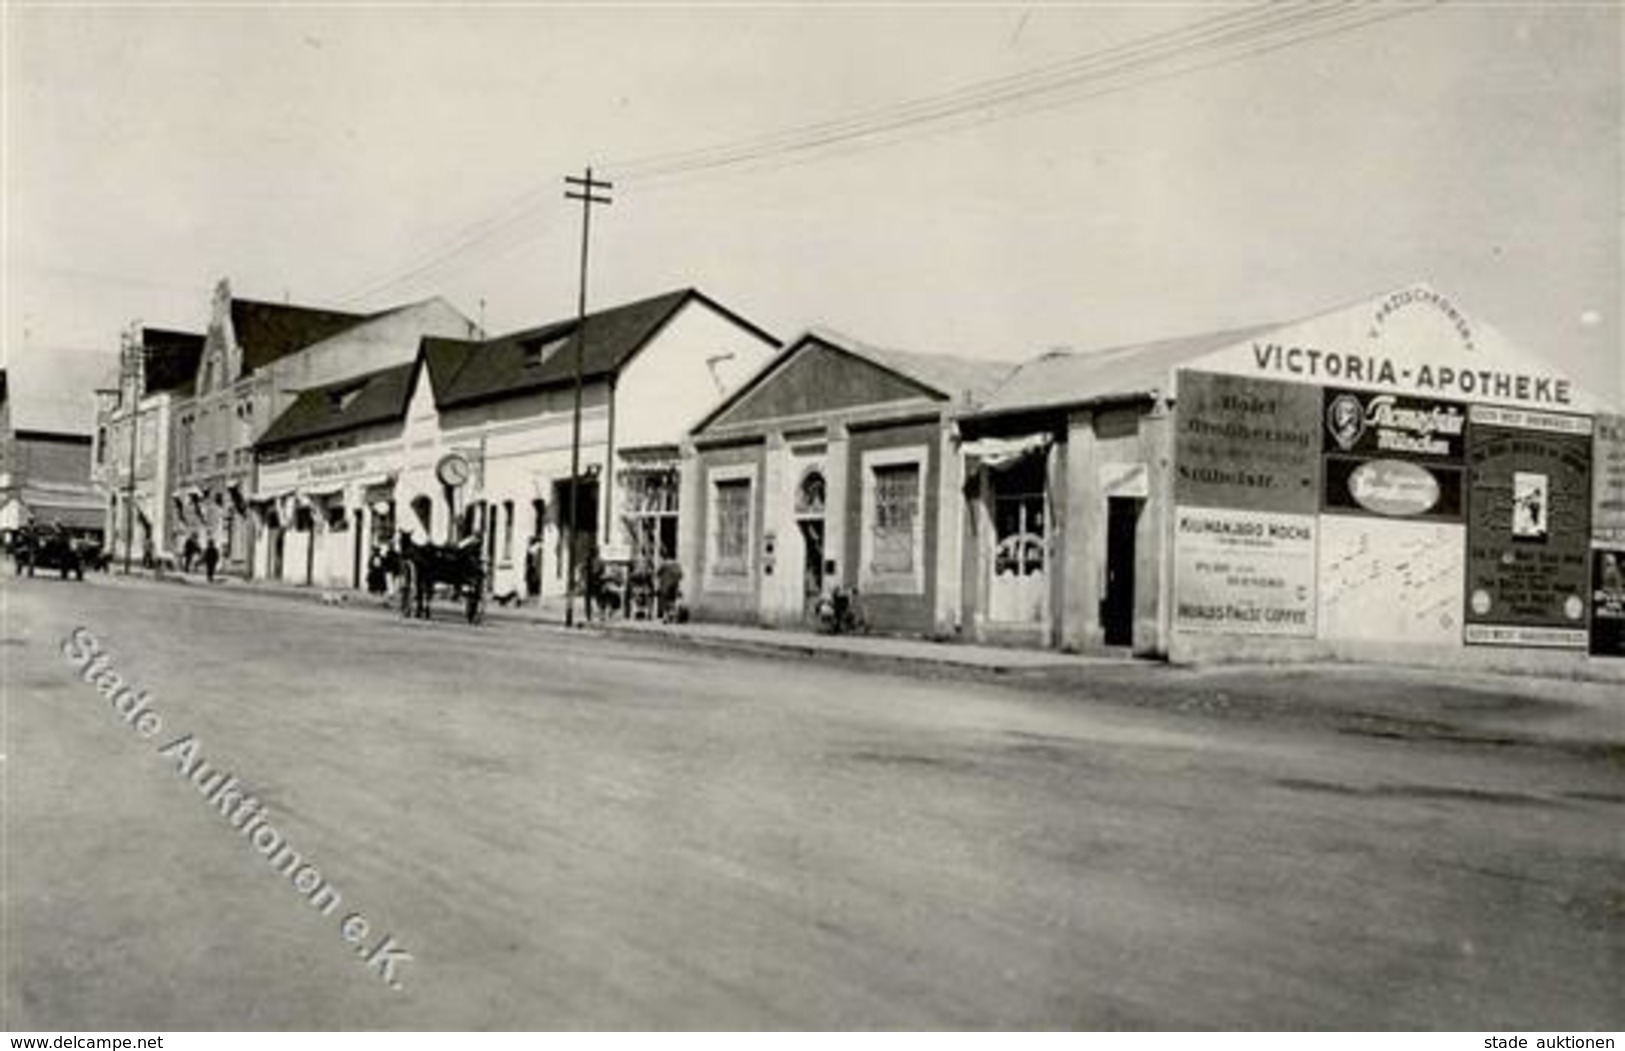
{"left": 397, "top": 534, "right": 486, "bottom": 625}
{"left": 11, "top": 523, "right": 97, "bottom": 581}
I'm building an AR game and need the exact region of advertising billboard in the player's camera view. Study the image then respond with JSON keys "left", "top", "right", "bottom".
{"left": 1591, "top": 549, "right": 1625, "bottom": 658}
{"left": 1173, "top": 507, "right": 1316, "bottom": 637}
{"left": 1174, "top": 371, "right": 1320, "bottom": 515}
{"left": 1317, "top": 516, "right": 1465, "bottom": 646}
{"left": 1464, "top": 407, "right": 1593, "bottom": 649}
{"left": 1593, "top": 413, "right": 1625, "bottom": 546}
{"left": 1320, "top": 387, "right": 1465, "bottom": 522}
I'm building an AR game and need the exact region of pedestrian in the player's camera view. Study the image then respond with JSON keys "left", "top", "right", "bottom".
{"left": 182, "top": 534, "right": 199, "bottom": 574}
{"left": 524, "top": 535, "right": 543, "bottom": 599}
{"left": 583, "top": 546, "right": 606, "bottom": 621}
{"left": 202, "top": 537, "right": 220, "bottom": 583}
{"left": 366, "top": 545, "right": 387, "bottom": 596}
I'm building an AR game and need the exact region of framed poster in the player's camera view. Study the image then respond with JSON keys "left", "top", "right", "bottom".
{"left": 1464, "top": 407, "right": 1592, "bottom": 649}
{"left": 1593, "top": 413, "right": 1625, "bottom": 546}
{"left": 1591, "top": 548, "right": 1625, "bottom": 658}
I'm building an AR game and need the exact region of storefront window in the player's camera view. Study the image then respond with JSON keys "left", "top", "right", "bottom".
{"left": 712, "top": 477, "right": 751, "bottom": 575}
{"left": 623, "top": 468, "right": 680, "bottom": 563}
{"left": 871, "top": 462, "right": 920, "bottom": 574}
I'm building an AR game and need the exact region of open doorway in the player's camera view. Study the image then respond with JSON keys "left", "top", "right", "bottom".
{"left": 1103, "top": 497, "right": 1139, "bottom": 647}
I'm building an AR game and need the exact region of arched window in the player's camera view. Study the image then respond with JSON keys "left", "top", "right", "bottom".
{"left": 795, "top": 469, "right": 826, "bottom": 518}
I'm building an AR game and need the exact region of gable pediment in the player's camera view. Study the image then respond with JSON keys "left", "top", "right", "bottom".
{"left": 705, "top": 339, "right": 940, "bottom": 431}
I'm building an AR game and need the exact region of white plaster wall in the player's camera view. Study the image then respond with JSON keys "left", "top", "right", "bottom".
{"left": 613, "top": 299, "right": 778, "bottom": 452}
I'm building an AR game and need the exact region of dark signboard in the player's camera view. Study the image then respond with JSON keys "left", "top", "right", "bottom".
{"left": 1591, "top": 548, "right": 1625, "bottom": 658}
{"left": 1464, "top": 407, "right": 1593, "bottom": 649}
{"left": 1320, "top": 388, "right": 1466, "bottom": 522}
{"left": 1175, "top": 371, "right": 1320, "bottom": 514}
{"left": 1322, "top": 388, "right": 1466, "bottom": 461}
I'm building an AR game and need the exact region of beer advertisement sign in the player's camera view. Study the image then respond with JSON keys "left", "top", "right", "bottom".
{"left": 1321, "top": 387, "right": 1464, "bottom": 522}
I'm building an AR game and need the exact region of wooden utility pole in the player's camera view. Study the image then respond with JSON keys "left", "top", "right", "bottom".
{"left": 120, "top": 324, "right": 145, "bottom": 575}
{"left": 563, "top": 166, "right": 612, "bottom": 628}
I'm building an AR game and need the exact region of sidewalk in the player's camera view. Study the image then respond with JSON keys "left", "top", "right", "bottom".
{"left": 102, "top": 567, "right": 1132, "bottom": 674}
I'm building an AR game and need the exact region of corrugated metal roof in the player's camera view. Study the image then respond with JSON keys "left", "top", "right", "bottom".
{"left": 975, "top": 323, "right": 1281, "bottom": 417}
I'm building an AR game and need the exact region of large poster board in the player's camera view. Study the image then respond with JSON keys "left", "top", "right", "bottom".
{"left": 1320, "top": 387, "right": 1465, "bottom": 522}
{"left": 1464, "top": 406, "right": 1593, "bottom": 649}
{"left": 1173, "top": 507, "right": 1316, "bottom": 637}
{"left": 1317, "top": 516, "right": 1465, "bottom": 646}
{"left": 1174, "top": 371, "right": 1321, "bottom": 514}
{"left": 1593, "top": 413, "right": 1625, "bottom": 546}
{"left": 1591, "top": 549, "right": 1625, "bottom": 658}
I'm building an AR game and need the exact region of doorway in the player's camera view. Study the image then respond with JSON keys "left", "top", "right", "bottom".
{"left": 1103, "top": 497, "right": 1139, "bottom": 647}
{"left": 987, "top": 454, "right": 1048, "bottom": 625}
{"left": 795, "top": 468, "right": 827, "bottom": 620}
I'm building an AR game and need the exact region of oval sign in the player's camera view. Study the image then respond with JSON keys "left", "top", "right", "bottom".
{"left": 1348, "top": 459, "right": 1439, "bottom": 517}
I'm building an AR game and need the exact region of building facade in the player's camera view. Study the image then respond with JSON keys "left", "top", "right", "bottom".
{"left": 684, "top": 330, "right": 1009, "bottom": 634}
{"left": 959, "top": 283, "right": 1623, "bottom": 671}
{"left": 168, "top": 279, "right": 474, "bottom": 576}
{"left": 254, "top": 287, "right": 779, "bottom": 601}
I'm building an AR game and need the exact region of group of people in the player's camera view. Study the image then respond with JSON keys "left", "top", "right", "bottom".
{"left": 179, "top": 534, "right": 222, "bottom": 582}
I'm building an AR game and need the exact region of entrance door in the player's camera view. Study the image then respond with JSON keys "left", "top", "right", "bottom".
{"left": 794, "top": 468, "right": 827, "bottom": 620}
{"left": 553, "top": 478, "right": 600, "bottom": 586}
{"left": 1103, "top": 497, "right": 1139, "bottom": 646}
{"left": 987, "top": 456, "right": 1048, "bottom": 624}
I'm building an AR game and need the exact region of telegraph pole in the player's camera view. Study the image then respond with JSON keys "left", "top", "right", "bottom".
{"left": 563, "top": 166, "right": 612, "bottom": 628}
{"left": 120, "top": 324, "right": 145, "bottom": 575}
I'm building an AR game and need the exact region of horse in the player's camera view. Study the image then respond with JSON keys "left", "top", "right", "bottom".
{"left": 397, "top": 532, "right": 486, "bottom": 624}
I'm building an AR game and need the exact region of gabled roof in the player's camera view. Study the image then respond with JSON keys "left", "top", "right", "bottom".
{"left": 231, "top": 298, "right": 376, "bottom": 375}
{"left": 692, "top": 328, "right": 1014, "bottom": 435}
{"left": 418, "top": 288, "right": 775, "bottom": 410}
{"left": 973, "top": 323, "right": 1281, "bottom": 419}
{"left": 807, "top": 328, "right": 1012, "bottom": 403}
{"left": 256, "top": 361, "right": 415, "bottom": 450}
{"left": 142, "top": 327, "right": 205, "bottom": 395}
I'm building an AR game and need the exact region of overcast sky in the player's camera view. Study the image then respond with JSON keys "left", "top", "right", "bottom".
{"left": 3, "top": 2, "right": 1620, "bottom": 403}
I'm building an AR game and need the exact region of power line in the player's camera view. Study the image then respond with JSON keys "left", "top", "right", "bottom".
{"left": 332, "top": 2, "right": 1441, "bottom": 307}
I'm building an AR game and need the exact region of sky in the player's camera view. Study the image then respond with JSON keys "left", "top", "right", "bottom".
{"left": 3, "top": 2, "right": 1620, "bottom": 405}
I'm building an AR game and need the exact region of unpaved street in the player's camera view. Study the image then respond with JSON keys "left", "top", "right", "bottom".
{"left": 3, "top": 575, "right": 1621, "bottom": 1029}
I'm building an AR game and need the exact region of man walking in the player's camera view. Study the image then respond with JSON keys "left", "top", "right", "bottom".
{"left": 202, "top": 537, "right": 220, "bottom": 583}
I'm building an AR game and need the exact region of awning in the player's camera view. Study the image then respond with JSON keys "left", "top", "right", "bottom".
{"left": 961, "top": 434, "right": 1052, "bottom": 470}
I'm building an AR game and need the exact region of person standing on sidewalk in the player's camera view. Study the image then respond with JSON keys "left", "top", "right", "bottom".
{"left": 202, "top": 537, "right": 220, "bottom": 583}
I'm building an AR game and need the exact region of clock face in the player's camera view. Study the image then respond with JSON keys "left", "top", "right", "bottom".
{"left": 436, "top": 454, "right": 470, "bottom": 487}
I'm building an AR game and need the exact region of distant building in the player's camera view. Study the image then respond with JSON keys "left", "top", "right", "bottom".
{"left": 1, "top": 348, "right": 116, "bottom": 544}
{"left": 93, "top": 327, "right": 205, "bottom": 567}
{"left": 159, "top": 278, "right": 475, "bottom": 575}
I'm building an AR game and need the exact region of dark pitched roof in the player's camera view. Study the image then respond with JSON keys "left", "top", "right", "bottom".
{"left": 141, "top": 327, "right": 205, "bottom": 395}
{"left": 231, "top": 299, "right": 374, "bottom": 375}
{"left": 256, "top": 361, "right": 415, "bottom": 450}
{"left": 421, "top": 288, "right": 774, "bottom": 410}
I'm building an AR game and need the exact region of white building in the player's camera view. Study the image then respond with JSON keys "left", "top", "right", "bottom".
{"left": 393, "top": 288, "right": 780, "bottom": 601}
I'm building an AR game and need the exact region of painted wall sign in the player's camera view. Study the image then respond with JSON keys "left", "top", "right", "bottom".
{"left": 1099, "top": 461, "right": 1149, "bottom": 499}
{"left": 1366, "top": 287, "right": 1476, "bottom": 352}
{"left": 1464, "top": 414, "right": 1593, "bottom": 650}
{"left": 1317, "top": 516, "right": 1465, "bottom": 646}
{"left": 1174, "top": 371, "right": 1320, "bottom": 514}
{"left": 1322, "top": 388, "right": 1465, "bottom": 460}
{"left": 1590, "top": 549, "right": 1625, "bottom": 658}
{"left": 1173, "top": 507, "right": 1316, "bottom": 637}
{"left": 1592, "top": 413, "right": 1625, "bottom": 546}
